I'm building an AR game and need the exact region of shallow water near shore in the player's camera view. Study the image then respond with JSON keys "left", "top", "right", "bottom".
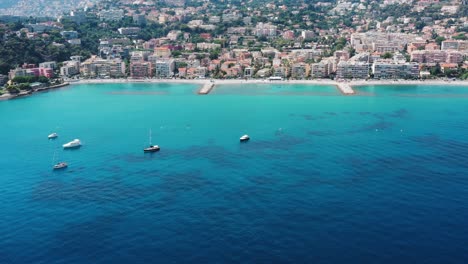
{"left": 1, "top": 82, "right": 468, "bottom": 263}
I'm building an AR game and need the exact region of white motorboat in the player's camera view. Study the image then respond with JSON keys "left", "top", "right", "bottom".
{"left": 53, "top": 162, "right": 68, "bottom": 170}
{"left": 240, "top": 134, "right": 250, "bottom": 142}
{"left": 48, "top": 133, "right": 58, "bottom": 139}
{"left": 63, "top": 139, "right": 81, "bottom": 148}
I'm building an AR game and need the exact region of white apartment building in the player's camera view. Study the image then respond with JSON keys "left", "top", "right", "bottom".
{"left": 154, "top": 59, "right": 175, "bottom": 78}
{"left": 336, "top": 61, "right": 370, "bottom": 79}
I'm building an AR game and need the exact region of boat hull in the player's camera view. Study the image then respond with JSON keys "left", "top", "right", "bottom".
{"left": 240, "top": 135, "right": 250, "bottom": 142}
{"left": 63, "top": 139, "right": 81, "bottom": 148}
{"left": 63, "top": 144, "right": 81, "bottom": 149}
{"left": 53, "top": 163, "right": 68, "bottom": 170}
{"left": 144, "top": 148, "right": 160, "bottom": 153}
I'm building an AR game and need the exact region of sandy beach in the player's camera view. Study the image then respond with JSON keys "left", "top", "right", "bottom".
{"left": 70, "top": 78, "right": 467, "bottom": 87}
{"left": 69, "top": 78, "right": 209, "bottom": 85}
{"left": 0, "top": 93, "right": 14, "bottom": 100}
{"left": 347, "top": 79, "right": 468, "bottom": 87}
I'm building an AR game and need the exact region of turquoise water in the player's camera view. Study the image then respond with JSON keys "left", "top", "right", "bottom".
{"left": 1, "top": 83, "right": 468, "bottom": 263}
{"left": 0, "top": 0, "right": 16, "bottom": 9}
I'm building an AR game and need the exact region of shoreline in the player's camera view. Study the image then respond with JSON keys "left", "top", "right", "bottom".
{"left": 0, "top": 82, "right": 70, "bottom": 101}
{"left": 69, "top": 78, "right": 467, "bottom": 87}
{"left": 348, "top": 79, "right": 468, "bottom": 87}
{"left": 2, "top": 79, "right": 467, "bottom": 101}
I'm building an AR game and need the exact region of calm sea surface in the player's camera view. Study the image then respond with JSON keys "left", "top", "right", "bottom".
{"left": 0, "top": 0, "right": 16, "bottom": 9}
{"left": 1, "top": 83, "right": 468, "bottom": 263}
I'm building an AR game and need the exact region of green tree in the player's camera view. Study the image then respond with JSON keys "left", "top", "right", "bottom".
{"left": 209, "top": 49, "right": 220, "bottom": 60}
{"left": 453, "top": 33, "right": 467, "bottom": 40}
{"left": 435, "top": 36, "right": 446, "bottom": 46}
{"left": 382, "top": 52, "right": 393, "bottom": 59}
{"left": 18, "top": 83, "right": 32, "bottom": 90}
{"left": 6, "top": 85, "right": 20, "bottom": 94}
{"left": 430, "top": 63, "right": 442, "bottom": 76}
{"left": 415, "top": 21, "right": 426, "bottom": 31}
{"left": 172, "top": 50, "right": 182, "bottom": 57}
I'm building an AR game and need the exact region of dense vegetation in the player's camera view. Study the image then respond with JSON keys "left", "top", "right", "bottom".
{"left": 0, "top": 32, "right": 75, "bottom": 75}
{"left": 12, "top": 76, "right": 50, "bottom": 84}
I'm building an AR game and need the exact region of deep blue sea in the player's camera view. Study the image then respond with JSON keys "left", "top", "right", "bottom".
{"left": 1, "top": 82, "right": 468, "bottom": 263}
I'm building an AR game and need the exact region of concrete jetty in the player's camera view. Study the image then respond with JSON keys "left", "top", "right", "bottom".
{"left": 337, "top": 83, "right": 355, "bottom": 95}
{"left": 198, "top": 82, "right": 215, "bottom": 95}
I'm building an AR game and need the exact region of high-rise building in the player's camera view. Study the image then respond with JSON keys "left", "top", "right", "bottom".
{"left": 154, "top": 59, "right": 175, "bottom": 78}
{"left": 130, "top": 62, "right": 152, "bottom": 78}
{"left": 372, "top": 60, "right": 419, "bottom": 79}
{"left": 80, "top": 57, "right": 126, "bottom": 78}
{"left": 310, "top": 61, "right": 330, "bottom": 78}
{"left": 98, "top": 9, "right": 124, "bottom": 21}
{"left": 336, "top": 61, "right": 369, "bottom": 79}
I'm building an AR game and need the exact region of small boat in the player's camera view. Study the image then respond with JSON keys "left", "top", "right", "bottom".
{"left": 53, "top": 162, "right": 68, "bottom": 170}
{"left": 144, "top": 145, "right": 160, "bottom": 152}
{"left": 48, "top": 133, "right": 58, "bottom": 139}
{"left": 240, "top": 134, "right": 250, "bottom": 142}
{"left": 63, "top": 139, "right": 81, "bottom": 148}
{"left": 144, "top": 129, "right": 160, "bottom": 152}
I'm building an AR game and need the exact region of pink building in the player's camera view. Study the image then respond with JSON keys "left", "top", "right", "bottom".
{"left": 130, "top": 62, "right": 152, "bottom": 78}
{"left": 29, "top": 68, "right": 40, "bottom": 77}
{"left": 40, "top": 68, "right": 54, "bottom": 78}
{"left": 200, "top": 33, "right": 212, "bottom": 40}
{"left": 178, "top": 68, "right": 187, "bottom": 77}
{"left": 446, "top": 51, "right": 463, "bottom": 64}
{"left": 407, "top": 42, "right": 426, "bottom": 53}
{"left": 411, "top": 50, "right": 446, "bottom": 63}
{"left": 282, "top": 30, "right": 295, "bottom": 40}
{"left": 334, "top": 50, "right": 350, "bottom": 61}
{"left": 425, "top": 43, "right": 440, "bottom": 51}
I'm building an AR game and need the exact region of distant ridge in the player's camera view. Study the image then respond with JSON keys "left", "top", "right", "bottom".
{"left": 0, "top": 0, "right": 98, "bottom": 18}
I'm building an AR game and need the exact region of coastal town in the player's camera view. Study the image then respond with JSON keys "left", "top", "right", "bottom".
{"left": 0, "top": 0, "right": 467, "bottom": 97}
{"left": 2, "top": 1, "right": 468, "bottom": 261}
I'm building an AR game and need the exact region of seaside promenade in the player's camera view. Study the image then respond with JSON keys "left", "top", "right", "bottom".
{"left": 69, "top": 78, "right": 468, "bottom": 88}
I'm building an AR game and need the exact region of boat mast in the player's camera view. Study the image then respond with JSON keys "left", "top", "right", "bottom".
{"left": 149, "top": 129, "right": 152, "bottom": 146}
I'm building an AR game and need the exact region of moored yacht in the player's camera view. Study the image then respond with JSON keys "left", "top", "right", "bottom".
{"left": 63, "top": 139, "right": 81, "bottom": 148}
{"left": 240, "top": 134, "right": 250, "bottom": 142}
{"left": 144, "top": 145, "right": 160, "bottom": 152}
{"left": 53, "top": 162, "right": 68, "bottom": 170}
{"left": 48, "top": 133, "right": 58, "bottom": 139}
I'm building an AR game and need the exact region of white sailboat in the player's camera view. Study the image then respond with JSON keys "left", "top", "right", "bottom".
{"left": 144, "top": 129, "right": 160, "bottom": 152}
{"left": 52, "top": 149, "right": 68, "bottom": 170}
